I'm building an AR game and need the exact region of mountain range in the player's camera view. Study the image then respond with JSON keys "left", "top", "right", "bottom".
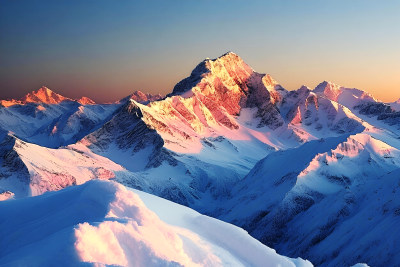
{"left": 1, "top": 52, "right": 399, "bottom": 266}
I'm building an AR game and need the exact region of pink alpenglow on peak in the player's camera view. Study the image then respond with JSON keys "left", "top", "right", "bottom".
{"left": 314, "top": 81, "right": 343, "bottom": 102}
{"left": 23, "top": 86, "right": 70, "bottom": 104}
{"left": 314, "top": 81, "right": 376, "bottom": 108}
{"left": 77, "top": 96, "right": 96, "bottom": 105}
{"left": 0, "top": 86, "right": 99, "bottom": 106}
{"left": 0, "top": 99, "right": 21, "bottom": 107}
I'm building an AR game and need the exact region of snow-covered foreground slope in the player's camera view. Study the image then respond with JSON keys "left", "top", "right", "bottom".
{"left": 0, "top": 180, "right": 312, "bottom": 267}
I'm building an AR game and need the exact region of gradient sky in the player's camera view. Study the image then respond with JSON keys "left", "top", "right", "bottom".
{"left": 1, "top": 0, "right": 399, "bottom": 102}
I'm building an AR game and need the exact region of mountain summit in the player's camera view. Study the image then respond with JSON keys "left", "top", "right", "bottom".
{"left": 168, "top": 51, "right": 285, "bottom": 119}
{"left": 314, "top": 80, "right": 376, "bottom": 108}
{"left": 314, "top": 81, "right": 343, "bottom": 102}
{"left": 170, "top": 51, "right": 254, "bottom": 96}
{"left": 77, "top": 96, "right": 96, "bottom": 105}
{"left": 23, "top": 86, "right": 70, "bottom": 104}
{"left": 0, "top": 86, "right": 97, "bottom": 107}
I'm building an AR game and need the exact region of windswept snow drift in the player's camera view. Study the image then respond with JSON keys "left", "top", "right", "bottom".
{"left": 0, "top": 180, "right": 312, "bottom": 267}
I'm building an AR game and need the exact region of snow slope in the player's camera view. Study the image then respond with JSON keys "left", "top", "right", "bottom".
{"left": 313, "top": 81, "right": 400, "bottom": 132}
{"left": 0, "top": 52, "right": 398, "bottom": 266}
{"left": 0, "top": 100, "right": 119, "bottom": 148}
{"left": 80, "top": 53, "right": 366, "bottom": 208}
{"left": 390, "top": 98, "right": 400, "bottom": 111}
{"left": 314, "top": 81, "right": 376, "bottom": 108}
{"left": 0, "top": 88, "right": 163, "bottom": 148}
{"left": 219, "top": 131, "right": 400, "bottom": 266}
{"left": 0, "top": 133, "right": 125, "bottom": 198}
{"left": 0, "top": 180, "right": 312, "bottom": 267}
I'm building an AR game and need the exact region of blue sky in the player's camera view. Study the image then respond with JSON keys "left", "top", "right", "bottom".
{"left": 1, "top": 0, "right": 399, "bottom": 102}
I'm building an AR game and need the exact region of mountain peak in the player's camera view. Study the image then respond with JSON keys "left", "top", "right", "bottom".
{"left": 204, "top": 51, "right": 239, "bottom": 62}
{"left": 23, "top": 86, "right": 70, "bottom": 104}
{"left": 208, "top": 51, "right": 248, "bottom": 68}
{"left": 37, "top": 86, "right": 52, "bottom": 93}
{"left": 118, "top": 90, "right": 163, "bottom": 104}
{"left": 314, "top": 80, "right": 341, "bottom": 91}
{"left": 298, "top": 85, "right": 312, "bottom": 92}
{"left": 314, "top": 81, "right": 343, "bottom": 101}
{"left": 314, "top": 81, "right": 377, "bottom": 107}
{"left": 214, "top": 51, "right": 240, "bottom": 61}
{"left": 0, "top": 87, "right": 102, "bottom": 107}
{"left": 129, "top": 90, "right": 163, "bottom": 103}
{"left": 221, "top": 51, "right": 237, "bottom": 56}
{"left": 77, "top": 96, "right": 96, "bottom": 105}
{"left": 170, "top": 52, "right": 253, "bottom": 96}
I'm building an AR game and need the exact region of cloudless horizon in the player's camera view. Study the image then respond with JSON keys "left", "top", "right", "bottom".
{"left": 1, "top": 0, "right": 399, "bottom": 103}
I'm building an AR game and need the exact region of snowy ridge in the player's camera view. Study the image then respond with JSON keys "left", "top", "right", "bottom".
{"left": 0, "top": 180, "right": 312, "bottom": 267}
{"left": 0, "top": 86, "right": 95, "bottom": 107}
{"left": 79, "top": 53, "right": 367, "bottom": 207}
{"left": 0, "top": 52, "right": 398, "bottom": 266}
{"left": 314, "top": 81, "right": 376, "bottom": 108}
{"left": 77, "top": 96, "right": 96, "bottom": 105}
{"left": 0, "top": 99, "right": 120, "bottom": 148}
{"left": 120, "top": 90, "right": 164, "bottom": 104}
{"left": 281, "top": 86, "right": 366, "bottom": 137}
{"left": 0, "top": 88, "right": 164, "bottom": 148}
{"left": 218, "top": 130, "right": 400, "bottom": 266}
{"left": 313, "top": 81, "right": 400, "bottom": 132}
{"left": 0, "top": 134, "right": 124, "bottom": 198}
{"left": 390, "top": 99, "right": 400, "bottom": 111}
{"left": 84, "top": 53, "right": 367, "bottom": 157}
{"left": 23, "top": 86, "right": 71, "bottom": 104}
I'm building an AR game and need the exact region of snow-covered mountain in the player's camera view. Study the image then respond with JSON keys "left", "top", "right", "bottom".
{"left": 0, "top": 133, "right": 125, "bottom": 198}
{"left": 0, "top": 88, "right": 119, "bottom": 147}
{"left": 0, "top": 88, "right": 163, "bottom": 148}
{"left": 217, "top": 131, "right": 400, "bottom": 266}
{"left": 0, "top": 86, "right": 95, "bottom": 107}
{"left": 390, "top": 98, "right": 400, "bottom": 111}
{"left": 79, "top": 52, "right": 366, "bottom": 207}
{"left": 314, "top": 81, "right": 400, "bottom": 131}
{"left": 0, "top": 180, "right": 313, "bottom": 267}
{"left": 313, "top": 81, "right": 376, "bottom": 108}
{"left": 0, "top": 52, "right": 397, "bottom": 266}
{"left": 119, "top": 90, "right": 164, "bottom": 104}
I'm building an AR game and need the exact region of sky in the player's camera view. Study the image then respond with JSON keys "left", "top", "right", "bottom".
{"left": 1, "top": 0, "right": 399, "bottom": 102}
